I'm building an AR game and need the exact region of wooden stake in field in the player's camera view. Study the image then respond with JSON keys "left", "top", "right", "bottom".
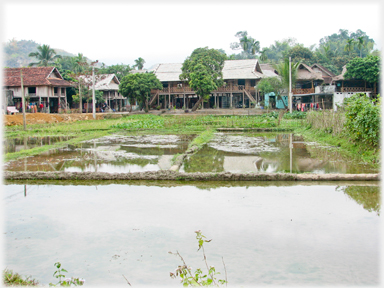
{"left": 20, "top": 70, "right": 26, "bottom": 130}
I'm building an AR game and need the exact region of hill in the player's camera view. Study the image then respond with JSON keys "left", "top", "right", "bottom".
{"left": 3, "top": 39, "right": 76, "bottom": 68}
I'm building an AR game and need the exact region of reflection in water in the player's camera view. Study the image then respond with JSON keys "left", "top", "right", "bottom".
{"left": 3, "top": 183, "right": 379, "bottom": 286}
{"left": 3, "top": 136, "right": 74, "bottom": 154}
{"left": 337, "top": 185, "right": 381, "bottom": 215}
{"left": 4, "top": 134, "right": 194, "bottom": 173}
{"left": 181, "top": 133, "right": 378, "bottom": 174}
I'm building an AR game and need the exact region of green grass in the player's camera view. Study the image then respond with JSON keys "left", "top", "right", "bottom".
{"left": 3, "top": 269, "right": 39, "bottom": 286}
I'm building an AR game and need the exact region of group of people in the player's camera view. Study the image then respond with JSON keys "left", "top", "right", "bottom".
{"left": 15, "top": 102, "right": 46, "bottom": 113}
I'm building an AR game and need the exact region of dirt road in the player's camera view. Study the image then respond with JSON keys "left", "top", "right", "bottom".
{"left": 3, "top": 113, "right": 105, "bottom": 126}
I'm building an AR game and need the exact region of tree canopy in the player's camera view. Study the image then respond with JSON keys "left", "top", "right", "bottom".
{"left": 180, "top": 47, "right": 226, "bottom": 110}
{"left": 344, "top": 55, "right": 380, "bottom": 83}
{"left": 28, "top": 44, "right": 62, "bottom": 67}
{"left": 119, "top": 72, "right": 163, "bottom": 112}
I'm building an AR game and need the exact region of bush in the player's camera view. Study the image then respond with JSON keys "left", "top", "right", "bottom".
{"left": 343, "top": 93, "right": 380, "bottom": 148}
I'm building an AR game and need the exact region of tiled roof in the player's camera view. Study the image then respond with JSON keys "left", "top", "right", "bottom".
{"left": 3, "top": 67, "right": 71, "bottom": 87}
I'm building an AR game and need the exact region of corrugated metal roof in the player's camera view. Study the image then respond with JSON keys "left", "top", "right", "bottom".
{"left": 152, "top": 59, "right": 265, "bottom": 82}
{"left": 80, "top": 74, "right": 120, "bottom": 90}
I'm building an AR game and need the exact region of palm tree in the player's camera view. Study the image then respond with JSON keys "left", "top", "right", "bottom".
{"left": 134, "top": 57, "right": 146, "bottom": 70}
{"left": 274, "top": 58, "right": 300, "bottom": 90}
{"left": 250, "top": 39, "right": 260, "bottom": 56}
{"left": 259, "top": 48, "right": 268, "bottom": 62}
{"left": 73, "top": 53, "right": 88, "bottom": 73}
{"left": 344, "top": 39, "right": 355, "bottom": 55}
{"left": 28, "top": 44, "right": 62, "bottom": 66}
{"left": 239, "top": 35, "right": 250, "bottom": 53}
{"left": 356, "top": 36, "right": 366, "bottom": 57}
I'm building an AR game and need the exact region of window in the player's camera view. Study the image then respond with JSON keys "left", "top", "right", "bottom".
{"left": 61, "top": 88, "right": 65, "bottom": 94}
{"left": 54, "top": 87, "right": 58, "bottom": 94}
{"left": 28, "top": 87, "right": 36, "bottom": 94}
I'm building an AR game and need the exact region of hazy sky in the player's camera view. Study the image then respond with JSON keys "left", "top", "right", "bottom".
{"left": 1, "top": 0, "right": 383, "bottom": 69}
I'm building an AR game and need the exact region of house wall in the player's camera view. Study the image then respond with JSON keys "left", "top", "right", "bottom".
{"left": 333, "top": 91, "right": 371, "bottom": 111}
{"left": 6, "top": 86, "right": 66, "bottom": 98}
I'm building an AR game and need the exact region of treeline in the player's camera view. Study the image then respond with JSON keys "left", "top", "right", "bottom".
{"left": 227, "top": 29, "right": 379, "bottom": 74}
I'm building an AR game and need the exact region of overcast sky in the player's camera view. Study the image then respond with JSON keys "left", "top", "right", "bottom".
{"left": 1, "top": 0, "right": 383, "bottom": 69}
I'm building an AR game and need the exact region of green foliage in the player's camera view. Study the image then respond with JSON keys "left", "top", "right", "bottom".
{"left": 134, "top": 57, "right": 146, "bottom": 70}
{"left": 49, "top": 262, "right": 85, "bottom": 287}
{"left": 337, "top": 186, "right": 380, "bottom": 216}
{"left": 287, "top": 44, "right": 313, "bottom": 64}
{"left": 230, "top": 31, "right": 260, "bottom": 59}
{"left": 283, "top": 111, "right": 307, "bottom": 119}
{"left": 343, "top": 93, "right": 380, "bottom": 148}
{"left": 256, "top": 77, "right": 284, "bottom": 96}
{"left": 273, "top": 58, "right": 300, "bottom": 89}
{"left": 344, "top": 55, "right": 380, "bottom": 83}
{"left": 111, "top": 114, "right": 165, "bottom": 130}
{"left": 3, "top": 269, "right": 39, "bottom": 286}
{"left": 98, "top": 63, "right": 132, "bottom": 81}
{"left": 28, "top": 44, "right": 62, "bottom": 67}
{"left": 180, "top": 47, "right": 226, "bottom": 101}
{"left": 169, "top": 231, "right": 227, "bottom": 286}
{"left": 119, "top": 72, "right": 163, "bottom": 112}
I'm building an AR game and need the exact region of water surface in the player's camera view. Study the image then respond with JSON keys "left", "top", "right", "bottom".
{"left": 3, "top": 183, "right": 380, "bottom": 286}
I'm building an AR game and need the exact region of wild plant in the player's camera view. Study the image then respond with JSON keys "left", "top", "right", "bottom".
{"left": 49, "top": 262, "right": 85, "bottom": 287}
{"left": 169, "top": 230, "right": 227, "bottom": 286}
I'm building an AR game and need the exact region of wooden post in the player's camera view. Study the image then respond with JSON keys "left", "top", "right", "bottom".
{"left": 20, "top": 70, "right": 26, "bottom": 130}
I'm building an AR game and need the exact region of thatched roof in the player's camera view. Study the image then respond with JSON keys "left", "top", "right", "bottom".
{"left": 296, "top": 63, "right": 323, "bottom": 81}
{"left": 80, "top": 74, "right": 120, "bottom": 91}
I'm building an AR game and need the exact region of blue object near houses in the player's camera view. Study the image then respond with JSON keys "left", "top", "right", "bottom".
{"left": 265, "top": 92, "right": 288, "bottom": 109}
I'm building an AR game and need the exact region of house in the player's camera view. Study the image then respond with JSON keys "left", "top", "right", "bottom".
{"left": 331, "top": 65, "right": 377, "bottom": 111}
{"left": 93, "top": 74, "right": 127, "bottom": 111}
{"left": 149, "top": 59, "right": 264, "bottom": 109}
{"left": 311, "top": 63, "right": 335, "bottom": 85}
{"left": 3, "top": 67, "right": 71, "bottom": 113}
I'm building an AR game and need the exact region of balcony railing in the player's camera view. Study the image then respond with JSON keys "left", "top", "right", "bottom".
{"left": 340, "top": 87, "right": 372, "bottom": 92}
{"left": 292, "top": 88, "right": 315, "bottom": 94}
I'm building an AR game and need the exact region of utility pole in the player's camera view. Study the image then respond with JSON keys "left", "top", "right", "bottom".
{"left": 20, "top": 70, "right": 26, "bottom": 130}
{"left": 289, "top": 57, "right": 293, "bottom": 113}
{"left": 79, "top": 78, "right": 82, "bottom": 114}
{"left": 91, "top": 60, "right": 98, "bottom": 120}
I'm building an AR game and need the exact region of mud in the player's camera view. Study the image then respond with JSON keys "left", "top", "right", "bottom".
{"left": 3, "top": 113, "right": 105, "bottom": 126}
{"left": 3, "top": 171, "right": 380, "bottom": 181}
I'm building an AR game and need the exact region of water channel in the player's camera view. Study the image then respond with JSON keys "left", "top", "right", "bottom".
{"left": 3, "top": 182, "right": 380, "bottom": 286}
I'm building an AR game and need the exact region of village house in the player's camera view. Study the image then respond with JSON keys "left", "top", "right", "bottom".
{"left": 92, "top": 74, "right": 127, "bottom": 112}
{"left": 148, "top": 59, "right": 265, "bottom": 110}
{"left": 3, "top": 67, "right": 71, "bottom": 114}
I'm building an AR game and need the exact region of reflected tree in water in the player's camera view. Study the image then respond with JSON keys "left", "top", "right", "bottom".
{"left": 183, "top": 146, "right": 224, "bottom": 173}
{"left": 337, "top": 186, "right": 380, "bottom": 215}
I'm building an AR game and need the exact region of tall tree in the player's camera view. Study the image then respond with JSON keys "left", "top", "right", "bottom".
{"left": 344, "top": 39, "right": 355, "bottom": 55}
{"left": 134, "top": 57, "right": 146, "bottom": 70}
{"left": 119, "top": 72, "right": 162, "bottom": 112}
{"left": 180, "top": 47, "right": 226, "bottom": 111}
{"left": 356, "top": 36, "right": 366, "bottom": 58}
{"left": 344, "top": 55, "right": 380, "bottom": 84}
{"left": 28, "top": 44, "right": 62, "bottom": 66}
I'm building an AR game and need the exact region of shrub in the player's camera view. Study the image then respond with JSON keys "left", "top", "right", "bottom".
{"left": 343, "top": 93, "right": 380, "bottom": 148}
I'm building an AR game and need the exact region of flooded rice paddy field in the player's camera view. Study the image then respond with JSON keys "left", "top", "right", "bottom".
{"left": 4, "top": 132, "right": 378, "bottom": 174}
{"left": 3, "top": 182, "right": 380, "bottom": 286}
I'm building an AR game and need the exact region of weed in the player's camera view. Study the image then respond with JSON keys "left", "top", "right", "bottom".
{"left": 3, "top": 269, "right": 39, "bottom": 286}
{"left": 169, "top": 230, "right": 227, "bottom": 286}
